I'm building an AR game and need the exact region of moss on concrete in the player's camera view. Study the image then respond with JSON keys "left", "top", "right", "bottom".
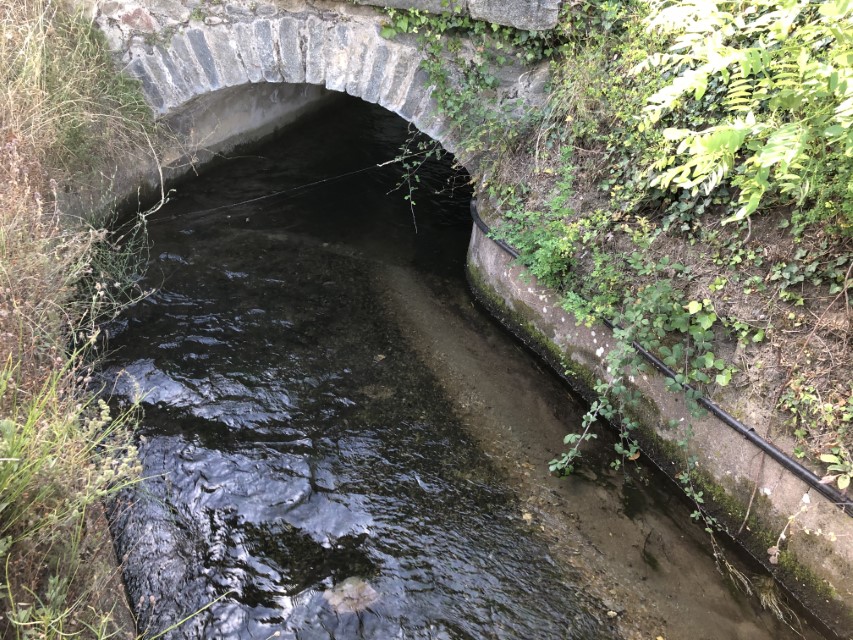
{"left": 632, "top": 408, "right": 844, "bottom": 622}
{"left": 466, "top": 261, "right": 599, "bottom": 401}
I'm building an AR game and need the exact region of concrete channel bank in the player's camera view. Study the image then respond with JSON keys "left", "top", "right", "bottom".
{"left": 75, "top": 0, "right": 853, "bottom": 635}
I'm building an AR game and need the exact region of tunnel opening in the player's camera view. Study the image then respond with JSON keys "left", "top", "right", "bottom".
{"left": 149, "top": 92, "right": 474, "bottom": 281}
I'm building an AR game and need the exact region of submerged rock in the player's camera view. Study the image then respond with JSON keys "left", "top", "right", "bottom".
{"left": 322, "top": 577, "right": 379, "bottom": 614}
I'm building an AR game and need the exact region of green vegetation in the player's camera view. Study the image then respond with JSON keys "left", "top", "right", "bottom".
{"left": 380, "top": 0, "right": 852, "bottom": 490}
{"left": 1, "top": 1, "right": 155, "bottom": 637}
{"left": 641, "top": 0, "right": 853, "bottom": 231}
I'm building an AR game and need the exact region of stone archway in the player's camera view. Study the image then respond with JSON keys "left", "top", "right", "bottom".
{"left": 95, "top": 0, "right": 545, "bottom": 170}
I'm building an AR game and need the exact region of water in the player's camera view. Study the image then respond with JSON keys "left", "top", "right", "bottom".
{"left": 105, "top": 99, "right": 612, "bottom": 639}
{"left": 105, "top": 97, "right": 822, "bottom": 640}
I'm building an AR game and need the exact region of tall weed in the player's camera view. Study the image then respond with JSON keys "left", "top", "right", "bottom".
{"left": 1, "top": 1, "right": 155, "bottom": 637}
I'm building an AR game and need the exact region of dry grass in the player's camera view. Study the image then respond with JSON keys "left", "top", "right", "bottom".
{"left": 1, "top": 1, "right": 152, "bottom": 181}
{"left": 1, "top": 141, "right": 93, "bottom": 390}
{"left": 0, "top": 1, "right": 157, "bottom": 637}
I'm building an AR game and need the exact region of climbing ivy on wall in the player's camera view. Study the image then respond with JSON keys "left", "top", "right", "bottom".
{"left": 379, "top": 3, "right": 567, "bottom": 158}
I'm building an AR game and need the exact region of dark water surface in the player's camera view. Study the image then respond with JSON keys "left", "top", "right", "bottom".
{"left": 105, "top": 99, "right": 614, "bottom": 639}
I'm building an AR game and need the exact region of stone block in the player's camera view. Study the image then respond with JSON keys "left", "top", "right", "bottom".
{"left": 128, "top": 58, "right": 165, "bottom": 112}
{"left": 351, "top": 0, "right": 463, "bottom": 13}
{"left": 468, "top": 0, "right": 561, "bottom": 31}
{"left": 304, "top": 16, "right": 327, "bottom": 85}
{"left": 204, "top": 27, "right": 249, "bottom": 87}
{"left": 98, "top": 1, "right": 123, "bottom": 18}
{"left": 97, "top": 19, "right": 126, "bottom": 53}
{"left": 147, "top": 0, "right": 191, "bottom": 24}
{"left": 256, "top": 5, "right": 278, "bottom": 17}
{"left": 398, "top": 67, "right": 429, "bottom": 121}
{"left": 344, "top": 30, "right": 372, "bottom": 97}
{"left": 154, "top": 48, "right": 192, "bottom": 104}
{"left": 253, "top": 20, "right": 283, "bottom": 83}
{"left": 378, "top": 44, "right": 419, "bottom": 111}
{"left": 277, "top": 17, "right": 306, "bottom": 83}
{"left": 349, "top": 0, "right": 561, "bottom": 31}
{"left": 424, "top": 117, "right": 459, "bottom": 153}
{"left": 225, "top": 3, "right": 252, "bottom": 16}
{"left": 121, "top": 8, "right": 159, "bottom": 33}
{"left": 412, "top": 93, "right": 443, "bottom": 136}
{"left": 169, "top": 31, "right": 211, "bottom": 94}
{"left": 324, "top": 24, "right": 352, "bottom": 93}
{"left": 186, "top": 28, "right": 222, "bottom": 90}
{"left": 361, "top": 43, "right": 390, "bottom": 104}
{"left": 141, "top": 50, "right": 187, "bottom": 109}
{"left": 233, "top": 22, "right": 264, "bottom": 83}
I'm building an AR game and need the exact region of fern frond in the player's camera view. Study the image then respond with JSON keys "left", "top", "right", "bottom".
{"left": 640, "top": 0, "right": 853, "bottom": 228}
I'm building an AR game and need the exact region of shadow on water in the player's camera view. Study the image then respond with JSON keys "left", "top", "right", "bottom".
{"left": 105, "top": 97, "right": 613, "bottom": 639}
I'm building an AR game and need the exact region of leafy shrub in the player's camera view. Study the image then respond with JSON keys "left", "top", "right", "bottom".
{"left": 637, "top": 0, "right": 853, "bottom": 233}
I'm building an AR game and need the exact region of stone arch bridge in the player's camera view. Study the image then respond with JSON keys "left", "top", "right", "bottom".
{"left": 93, "top": 0, "right": 554, "bottom": 172}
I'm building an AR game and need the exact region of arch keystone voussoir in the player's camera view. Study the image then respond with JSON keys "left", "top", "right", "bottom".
{"left": 277, "top": 16, "right": 307, "bottom": 84}
{"left": 379, "top": 45, "right": 420, "bottom": 113}
{"left": 398, "top": 68, "right": 430, "bottom": 122}
{"left": 233, "top": 21, "right": 265, "bottom": 83}
{"left": 324, "top": 23, "right": 353, "bottom": 93}
{"left": 254, "top": 20, "right": 283, "bottom": 83}
{"left": 167, "top": 31, "right": 210, "bottom": 96}
{"left": 303, "top": 15, "right": 327, "bottom": 86}
{"left": 186, "top": 28, "right": 221, "bottom": 91}
{"left": 203, "top": 27, "right": 249, "bottom": 88}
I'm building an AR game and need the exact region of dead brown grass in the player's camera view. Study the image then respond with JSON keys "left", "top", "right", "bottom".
{"left": 0, "top": 1, "right": 155, "bottom": 638}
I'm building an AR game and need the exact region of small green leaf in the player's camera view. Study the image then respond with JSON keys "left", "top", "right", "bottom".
{"left": 698, "top": 312, "right": 717, "bottom": 330}
{"left": 716, "top": 369, "right": 732, "bottom": 386}
{"left": 686, "top": 300, "right": 702, "bottom": 314}
{"left": 825, "top": 124, "right": 844, "bottom": 137}
{"left": 820, "top": 453, "right": 842, "bottom": 464}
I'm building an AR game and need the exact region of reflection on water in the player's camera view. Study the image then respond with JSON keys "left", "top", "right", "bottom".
{"left": 106, "top": 98, "right": 614, "bottom": 639}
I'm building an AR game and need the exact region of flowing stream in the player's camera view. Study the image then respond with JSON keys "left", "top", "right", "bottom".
{"left": 105, "top": 97, "right": 822, "bottom": 640}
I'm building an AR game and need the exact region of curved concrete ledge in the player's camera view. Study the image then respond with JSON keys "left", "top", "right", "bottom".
{"left": 466, "top": 218, "right": 853, "bottom": 637}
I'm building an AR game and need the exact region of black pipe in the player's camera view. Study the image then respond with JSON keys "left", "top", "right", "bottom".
{"left": 469, "top": 199, "right": 853, "bottom": 518}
